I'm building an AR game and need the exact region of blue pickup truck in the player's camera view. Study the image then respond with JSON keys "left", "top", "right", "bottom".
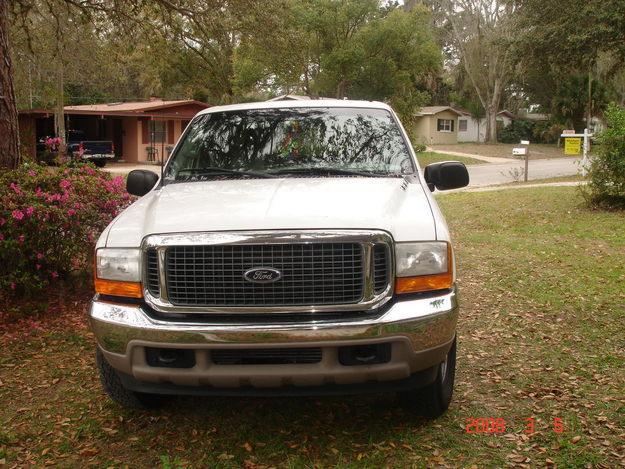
{"left": 66, "top": 130, "right": 115, "bottom": 167}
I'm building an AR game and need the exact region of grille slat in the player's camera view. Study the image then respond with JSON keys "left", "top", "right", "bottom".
{"left": 164, "top": 243, "right": 366, "bottom": 307}
{"left": 373, "top": 244, "right": 389, "bottom": 295}
{"left": 211, "top": 348, "right": 322, "bottom": 365}
{"left": 146, "top": 249, "right": 160, "bottom": 297}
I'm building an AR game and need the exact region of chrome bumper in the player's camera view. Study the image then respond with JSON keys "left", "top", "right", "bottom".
{"left": 89, "top": 289, "right": 458, "bottom": 387}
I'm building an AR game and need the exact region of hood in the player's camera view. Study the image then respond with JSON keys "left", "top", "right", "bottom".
{"left": 103, "top": 177, "right": 437, "bottom": 247}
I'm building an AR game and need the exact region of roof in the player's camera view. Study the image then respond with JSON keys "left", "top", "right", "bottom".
{"left": 415, "top": 106, "right": 463, "bottom": 117}
{"left": 498, "top": 110, "right": 516, "bottom": 119}
{"left": 64, "top": 98, "right": 209, "bottom": 113}
{"left": 19, "top": 98, "right": 211, "bottom": 119}
{"left": 197, "top": 99, "right": 391, "bottom": 116}
{"left": 452, "top": 107, "right": 473, "bottom": 116}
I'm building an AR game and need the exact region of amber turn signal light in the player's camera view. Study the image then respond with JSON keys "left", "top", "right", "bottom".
{"left": 94, "top": 278, "right": 143, "bottom": 298}
{"left": 395, "top": 271, "right": 453, "bottom": 294}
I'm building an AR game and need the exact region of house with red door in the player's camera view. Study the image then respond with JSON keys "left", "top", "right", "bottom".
{"left": 18, "top": 98, "right": 211, "bottom": 164}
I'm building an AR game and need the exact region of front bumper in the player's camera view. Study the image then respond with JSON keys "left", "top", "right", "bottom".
{"left": 90, "top": 289, "right": 458, "bottom": 390}
{"left": 73, "top": 152, "right": 115, "bottom": 160}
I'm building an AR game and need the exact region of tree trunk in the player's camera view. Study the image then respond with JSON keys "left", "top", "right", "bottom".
{"left": 54, "top": 67, "right": 66, "bottom": 148}
{"left": 486, "top": 106, "right": 498, "bottom": 143}
{"left": 0, "top": 0, "right": 20, "bottom": 169}
{"left": 484, "top": 80, "right": 502, "bottom": 143}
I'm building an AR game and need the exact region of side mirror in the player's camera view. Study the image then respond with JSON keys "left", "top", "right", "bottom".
{"left": 127, "top": 170, "right": 159, "bottom": 196}
{"left": 423, "top": 161, "right": 469, "bottom": 191}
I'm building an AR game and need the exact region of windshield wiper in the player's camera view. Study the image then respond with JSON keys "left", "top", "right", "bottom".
{"left": 176, "top": 167, "right": 274, "bottom": 179}
{"left": 268, "top": 167, "right": 394, "bottom": 178}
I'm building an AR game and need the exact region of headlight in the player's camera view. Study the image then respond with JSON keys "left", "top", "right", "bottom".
{"left": 94, "top": 248, "right": 143, "bottom": 298}
{"left": 395, "top": 242, "right": 453, "bottom": 294}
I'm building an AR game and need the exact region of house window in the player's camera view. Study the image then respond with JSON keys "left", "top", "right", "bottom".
{"left": 437, "top": 119, "right": 454, "bottom": 132}
{"left": 149, "top": 121, "right": 167, "bottom": 143}
{"left": 458, "top": 119, "right": 468, "bottom": 132}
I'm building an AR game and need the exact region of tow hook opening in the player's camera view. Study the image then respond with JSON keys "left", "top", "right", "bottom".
{"left": 145, "top": 347, "right": 196, "bottom": 368}
{"left": 338, "top": 343, "right": 392, "bottom": 366}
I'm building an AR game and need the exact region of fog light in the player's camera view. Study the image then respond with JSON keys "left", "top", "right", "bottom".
{"left": 338, "top": 343, "right": 391, "bottom": 366}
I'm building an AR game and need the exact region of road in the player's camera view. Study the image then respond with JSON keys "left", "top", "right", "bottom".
{"left": 104, "top": 158, "right": 582, "bottom": 188}
{"left": 466, "top": 157, "right": 581, "bottom": 187}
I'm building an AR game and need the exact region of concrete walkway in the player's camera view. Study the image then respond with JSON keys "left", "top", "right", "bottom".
{"left": 427, "top": 147, "right": 510, "bottom": 164}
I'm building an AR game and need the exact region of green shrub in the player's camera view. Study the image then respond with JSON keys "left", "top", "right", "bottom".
{"left": 583, "top": 104, "right": 625, "bottom": 209}
{"left": 412, "top": 141, "right": 427, "bottom": 153}
{"left": 532, "top": 122, "right": 565, "bottom": 144}
{"left": 499, "top": 120, "right": 564, "bottom": 144}
{"left": 498, "top": 120, "right": 535, "bottom": 143}
{"left": 0, "top": 163, "right": 132, "bottom": 294}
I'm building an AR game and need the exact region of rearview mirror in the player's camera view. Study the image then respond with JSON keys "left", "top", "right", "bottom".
{"left": 423, "top": 161, "right": 469, "bottom": 191}
{"left": 127, "top": 170, "right": 159, "bottom": 197}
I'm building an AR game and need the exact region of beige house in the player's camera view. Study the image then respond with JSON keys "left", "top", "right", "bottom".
{"left": 19, "top": 98, "right": 211, "bottom": 164}
{"left": 413, "top": 106, "right": 464, "bottom": 145}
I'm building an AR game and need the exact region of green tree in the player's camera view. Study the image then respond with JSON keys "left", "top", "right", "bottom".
{"left": 234, "top": 0, "right": 441, "bottom": 123}
{"left": 432, "top": 0, "right": 517, "bottom": 142}
{"left": 514, "top": 0, "right": 625, "bottom": 127}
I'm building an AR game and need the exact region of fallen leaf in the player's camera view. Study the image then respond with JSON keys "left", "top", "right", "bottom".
{"left": 243, "top": 442, "right": 253, "bottom": 452}
{"left": 571, "top": 436, "right": 582, "bottom": 444}
{"left": 79, "top": 448, "right": 99, "bottom": 457}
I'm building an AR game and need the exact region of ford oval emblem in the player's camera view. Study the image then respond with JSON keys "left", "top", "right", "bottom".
{"left": 243, "top": 267, "right": 282, "bottom": 284}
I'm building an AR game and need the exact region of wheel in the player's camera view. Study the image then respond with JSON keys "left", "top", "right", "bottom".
{"left": 93, "top": 159, "right": 106, "bottom": 168}
{"left": 400, "top": 337, "right": 456, "bottom": 418}
{"left": 96, "top": 348, "right": 165, "bottom": 409}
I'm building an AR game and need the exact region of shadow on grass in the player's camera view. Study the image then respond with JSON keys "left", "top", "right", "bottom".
{"left": 116, "top": 392, "right": 436, "bottom": 454}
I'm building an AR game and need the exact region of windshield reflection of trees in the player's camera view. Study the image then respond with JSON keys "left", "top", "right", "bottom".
{"left": 168, "top": 109, "right": 411, "bottom": 179}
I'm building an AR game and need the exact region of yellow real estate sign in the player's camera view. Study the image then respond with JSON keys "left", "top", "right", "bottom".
{"left": 564, "top": 137, "right": 582, "bottom": 155}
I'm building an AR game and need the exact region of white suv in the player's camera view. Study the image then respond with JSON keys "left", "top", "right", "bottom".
{"left": 90, "top": 100, "right": 469, "bottom": 417}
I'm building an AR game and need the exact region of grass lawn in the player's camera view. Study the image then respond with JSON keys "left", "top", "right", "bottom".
{"left": 1, "top": 187, "right": 624, "bottom": 467}
{"left": 417, "top": 151, "right": 485, "bottom": 166}
{"left": 431, "top": 143, "right": 585, "bottom": 160}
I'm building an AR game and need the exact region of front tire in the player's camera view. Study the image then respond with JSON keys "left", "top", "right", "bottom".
{"left": 401, "top": 337, "right": 456, "bottom": 418}
{"left": 96, "top": 348, "right": 165, "bottom": 409}
{"left": 93, "top": 159, "right": 106, "bottom": 168}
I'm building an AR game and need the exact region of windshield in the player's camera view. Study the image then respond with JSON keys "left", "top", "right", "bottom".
{"left": 163, "top": 107, "right": 415, "bottom": 182}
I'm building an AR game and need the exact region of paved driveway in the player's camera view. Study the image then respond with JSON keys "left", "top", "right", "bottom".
{"left": 103, "top": 163, "right": 163, "bottom": 176}
{"left": 467, "top": 157, "right": 581, "bottom": 187}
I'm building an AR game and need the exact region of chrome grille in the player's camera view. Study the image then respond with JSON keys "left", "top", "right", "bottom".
{"left": 373, "top": 244, "right": 390, "bottom": 295}
{"left": 145, "top": 249, "right": 160, "bottom": 297}
{"left": 164, "top": 243, "right": 364, "bottom": 307}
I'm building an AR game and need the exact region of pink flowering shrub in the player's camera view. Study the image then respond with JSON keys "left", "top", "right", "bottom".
{"left": 0, "top": 163, "right": 132, "bottom": 293}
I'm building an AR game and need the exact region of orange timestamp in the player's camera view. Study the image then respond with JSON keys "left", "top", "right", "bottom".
{"left": 465, "top": 417, "right": 564, "bottom": 434}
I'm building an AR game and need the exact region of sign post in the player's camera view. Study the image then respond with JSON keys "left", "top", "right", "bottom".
{"left": 513, "top": 140, "right": 531, "bottom": 181}
{"left": 560, "top": 129, "right": 593, "bottom": 175}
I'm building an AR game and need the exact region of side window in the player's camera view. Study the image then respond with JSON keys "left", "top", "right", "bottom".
{"left": 459, "top": 119, "right": 468, "bottom": 132}
{"left": 150, "top": 121, "right": 167, "bottom": 143}
{"left": 437, "top": 119, "right": 454, "bottom": 132}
